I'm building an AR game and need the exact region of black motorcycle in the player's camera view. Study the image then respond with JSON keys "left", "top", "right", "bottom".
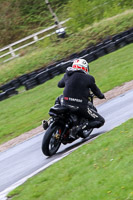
{"left": 42, "top": 93, "right": 96, "bottom": 156}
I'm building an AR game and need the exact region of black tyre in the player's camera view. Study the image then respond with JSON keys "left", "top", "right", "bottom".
{"left": 42, "top": 125, "right": 62, "bottom": 156}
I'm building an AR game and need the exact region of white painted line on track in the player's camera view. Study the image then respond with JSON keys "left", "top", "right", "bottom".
{"left": 0, "top": 137, "right": 97, "bottom": 200}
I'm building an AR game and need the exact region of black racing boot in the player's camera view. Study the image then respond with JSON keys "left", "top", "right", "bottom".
{"left": 69, "top": 121, "right": 103, "bottom": 139}
{"left": 81, "top": 129, "right": 93, "bottom": 138}
{"left": 86, "top": 121, "right": 104, "bottom": 129}
{"left": 76, "top": 121, "right": 98, "bottom": 139}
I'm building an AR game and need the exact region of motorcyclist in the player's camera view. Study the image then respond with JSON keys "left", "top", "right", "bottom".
{"left": 57, "top": 58, "right": 105, "bottom": 138}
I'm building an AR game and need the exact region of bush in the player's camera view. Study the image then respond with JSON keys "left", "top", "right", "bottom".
{"left": 67, "top": 0, "right": 133, "bottom": 31}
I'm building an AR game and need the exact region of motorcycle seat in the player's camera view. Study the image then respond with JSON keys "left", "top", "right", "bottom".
{"left": 66, "top": 105, "right": 79, "bottom": 113}
{"left": 49, "top": 104, "right": 79, "bottom": 115}
{"left": 49, "top": 105, "right": 68, "bottom": 114}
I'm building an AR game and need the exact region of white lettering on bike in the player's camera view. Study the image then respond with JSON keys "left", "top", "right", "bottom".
{"left": 69, "top": 97, "right": 83, "bottom": 103}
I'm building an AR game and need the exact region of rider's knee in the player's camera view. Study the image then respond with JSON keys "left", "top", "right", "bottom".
{"left": 100, "top": 116, "right": 105, "bottom": 125}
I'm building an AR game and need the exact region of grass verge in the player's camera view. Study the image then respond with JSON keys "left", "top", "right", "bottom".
{"left": 0, "top": 10, "right": 133, "bottom": 85}
{"left": 8, "top": 118, "right": 133, "bottom": 200}
{"left": 0, "top": 43, "right": 133, "bottom": 145}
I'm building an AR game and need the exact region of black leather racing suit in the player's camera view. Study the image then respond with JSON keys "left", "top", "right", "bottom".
{"left": 57, "top": 68, "right": 105, "bottom": 129}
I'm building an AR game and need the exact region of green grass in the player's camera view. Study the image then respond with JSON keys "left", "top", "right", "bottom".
{"left": 0, "top": 43, "right": 133, "bottom": 145}
{"left": 91, "top": 43, "right": 133, "bottom": 92}
{"left": 0, "top": 76, "right": 63, "bottom": 144}
{"left": 0, "top": 0, "right": 69, "bottom": 48}
{"left": 8, "top": 118, "right": 133, "bottom": 200}
{"left": 0, "top": 10, "right": 133, "bottom": 85}
{"left": 1, "top": 0, "right": 132, "bottom": 48}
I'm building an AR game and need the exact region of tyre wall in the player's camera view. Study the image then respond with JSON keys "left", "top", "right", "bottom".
{"left": 0, "top": 28, "right": 133, "bottom": 101}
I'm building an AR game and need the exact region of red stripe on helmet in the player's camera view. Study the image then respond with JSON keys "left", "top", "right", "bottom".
{"left": 72, "top": 65, "right": 88, "bottom": 72}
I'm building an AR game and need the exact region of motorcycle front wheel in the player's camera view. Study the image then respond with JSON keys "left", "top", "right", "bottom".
{"left": 42, "top": 125, "right": 62, "bottom": 156}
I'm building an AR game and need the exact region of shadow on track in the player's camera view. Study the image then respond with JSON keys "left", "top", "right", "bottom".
{"left": 45, "top": 131, "right": 106, "bottom": 159}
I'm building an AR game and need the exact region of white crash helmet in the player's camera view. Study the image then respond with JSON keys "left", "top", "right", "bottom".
{"left": 72, "top": 58, "right": 89, "bottom": 74}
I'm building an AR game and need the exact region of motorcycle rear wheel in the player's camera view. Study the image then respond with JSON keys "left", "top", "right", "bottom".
{"left": 42, "top": 125, "right": 62, "bottom": 156}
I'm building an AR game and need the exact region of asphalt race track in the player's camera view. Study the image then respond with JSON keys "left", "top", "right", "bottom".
{"left": 0, "top": 89, "right": 133, "bottom": 198}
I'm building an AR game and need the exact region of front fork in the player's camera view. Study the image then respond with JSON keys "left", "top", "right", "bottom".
{"left": 60, "top": 124, "right": 70, "bottom": 141}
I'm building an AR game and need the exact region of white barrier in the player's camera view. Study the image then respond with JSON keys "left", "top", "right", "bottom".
{"left": 0, "top": 19, "right": 70, "bottom": 63}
